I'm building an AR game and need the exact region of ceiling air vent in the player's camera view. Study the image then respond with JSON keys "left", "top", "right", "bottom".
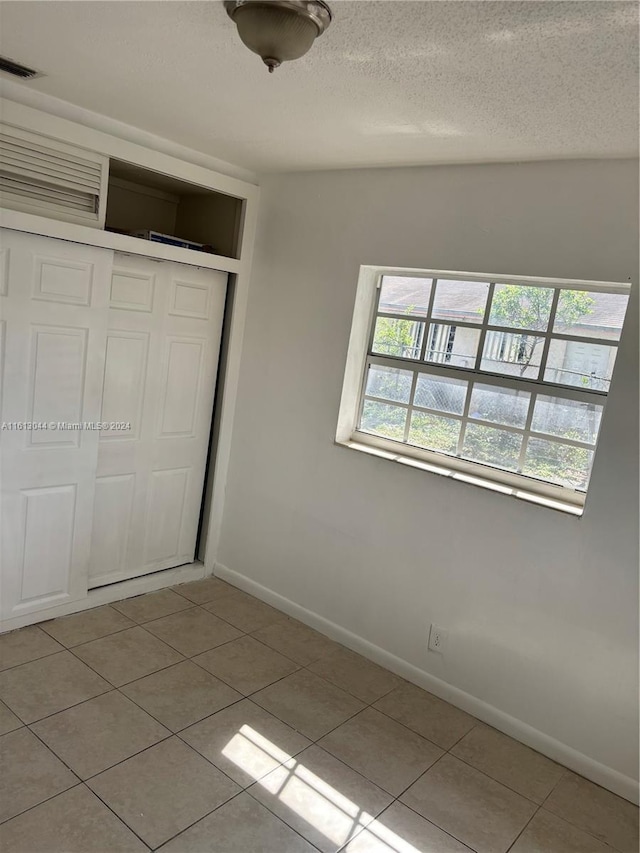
{"left": 0, "top": 125, "right": 107, "bottom": 228}
{"left": 0, "top": 56, "right": 41, "bottom": 80}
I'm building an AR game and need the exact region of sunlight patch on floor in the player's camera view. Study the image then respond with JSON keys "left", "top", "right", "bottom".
{"left": 344, "top": 818, "right": 427, "bottom": 853}
{"left": 223, "top": 724, "right": 429, "bottom": 851}
{"left": 222, "top": 723, "right": 295, "bottom": 781}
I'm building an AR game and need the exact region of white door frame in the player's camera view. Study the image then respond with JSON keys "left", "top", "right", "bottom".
{"left": 0, "top": 97, "right": 260, "bottom": 631}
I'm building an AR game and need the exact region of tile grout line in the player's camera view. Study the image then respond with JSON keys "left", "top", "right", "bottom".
{"left": 145, "top": 611, "right": 401, "bottom": 850}
{"left": 311, "top": 682, "right": 558, "bottom": 849}
{"left": 56, "top": 621, "right": 262, "bottom": 781}
{"left": 78, "top": 781, "right": 154, "bottom": 851}
{"left": 244, "top": 630, "right": 309, "bottom": 667}
{"left": 531, "top": 768, "right": 634, "bottom": 853}
{"left": 0, "top": 781, "right": 85, "bottom": 829}
{"left": 65, "top": 635, "right": 189, "bottom": 691}
{"left": 361, "top": 694, "right": 469, "bottom": 754}
{"left": 50, "top": 620, "right": 138, "bottom": 649}
{"left": 75, "top": 733, "right": 255, "bottom": 850}
{"left": 40, "top": 603, "right": 307, "bottom": 798}
{"left": 210, "top": 592, "right": 603, "bottom": 820}
{"left": 39, "top": 605, "right": 137, "bottom": 640}
{"left": 21, "top": 689, "right": 177, "bottom": 789}
{"left": 504, "top": 805, "right": 542, "bottom": 853}
{"left": 292, "top": 653, "right": 631, "bottom": 853}
{"left": 135, "top": 611, "right": 243, "bottom": 659}
{"left": 62, "top": 615, "right": 329, "bottom": 853}
{"left": 3, "top": 583, "right": 636, "bottom": 852}
{"left": 153, "top": 786, "right": 325, "bottom": 853}
{"left": 4, "top": 624, "right": 244, "bottom": 728}
{"left": 3, "top": 600, "right": 307, "bottom": 787}
{"left": 0, "top": 713, "right": 85, "bottom": 824}
{"left": 5, "top": 705, "right": 160, "bottom": 850}
{"left": 241, "top": 605, "right": 638, "bottom": 844}
{"left": 245, "top": 627, "right": 338, "bottom": 667}
{"left": 235, "top": 628, "right": 556, "bottom": 851}
{"left": 64, "top": 603, "right": 263, "bottom": 687}
{"left": 222, "top": 602, "right": 590, "bottom": 825}
{"left": 98, "top": 600, "right": 550, "bottom": 841}
{"left": 239, "top": 779, "right": 327, "bottom": 853}
{"left": 242, "top": 657, "right": 465, "bottom": 841}
{"left": 217, "top": 648, "right": 438, "bottom": 849}
{"left": 539, "top": 766, "right": 569, "bottom": 807}
{"left": 0, "top": 717, "right": 547, "bottom": 849}
{"left": 386, "top": 749, "right": 484, "bottom": 851}
{"left": 0, "top": 644, "right": 65, "bottom": 674}
{"left": 308, "top": 666, "right": 570, "bottom": 815}
{"left": 6, "top": 596, "right": 484, "bottom": 849}
{"left": 1, "top": 618, "right": 185, "bottom": 725}
{"left": 440, "top": 749, "right": 553, "bottom": 808}
{"left": 121, "top": 681, "right": 245, "bottom": 736}
{"left": 21, "top": 684, "right": 115, "bottom": 727}
{"left": 6, "top": 680, "right": 114, "bottom": 728}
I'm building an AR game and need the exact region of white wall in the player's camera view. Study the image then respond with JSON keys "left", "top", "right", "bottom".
{"left": 218, "top": 160, "right": 639, "bottom": 792}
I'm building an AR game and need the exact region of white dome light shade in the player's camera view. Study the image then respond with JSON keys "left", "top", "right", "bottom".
{"left": 224, "top": 1, "right": 332, "bottom": 73}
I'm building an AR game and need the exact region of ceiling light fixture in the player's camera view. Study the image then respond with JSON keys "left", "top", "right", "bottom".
{"left": 224, "top": 0, "right": 332, "bottom": 73}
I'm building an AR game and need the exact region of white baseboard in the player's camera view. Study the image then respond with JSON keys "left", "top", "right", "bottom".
{"left": 215, "top": 561, "right": 639, "bottom": 806}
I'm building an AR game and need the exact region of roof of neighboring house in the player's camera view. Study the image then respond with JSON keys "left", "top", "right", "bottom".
{"left": 379, "top": 277, "right": 627, "bottom": 334}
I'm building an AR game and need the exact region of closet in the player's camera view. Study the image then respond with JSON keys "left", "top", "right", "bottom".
{"left": 0, "top": 229, "right": 226, "bottom": 620}
{"left": 0, "top": 99, "right": 258, "bottom": 631}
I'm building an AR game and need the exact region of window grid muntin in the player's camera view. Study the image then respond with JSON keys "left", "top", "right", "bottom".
{"left": 373, "top": 277, "right": 621, "bottom": 391}
{"left": 402, "top": 368, "right": 421, "bottom": 443}
{"left": 536, "top": 287, "right": 561, "bottom": 388}
{"left": 356, "top": 278, "right": 386, "bottom": 431}
{"left": 365, "top": 353, "right": 605, "bottom": 403}
{"left": 361, "top": 405, "right": 597, "bottom": 454}
{"left": 362, "top": 378, "right": 599, "bottom": 451}
{"left": 372, "top": 311, "right": 621, "bottom": 350}
{"left": 361, "top": 273, "right": 618, "bottom": 491}
{"left": 377, "top": 269, "right": 629, "bottom": 295}
{"left": 368, "top": 332, "right": 615, "bottom": 394}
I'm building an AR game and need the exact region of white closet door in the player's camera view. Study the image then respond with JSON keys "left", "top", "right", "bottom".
{"left": 0, "top": 229, "right": 112, "bottom": 619}
{"left": 88, "top": 253, "right": 226, "bottom": 587}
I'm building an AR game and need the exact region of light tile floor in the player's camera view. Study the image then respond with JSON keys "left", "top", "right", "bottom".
{"left": 0, "top": 579, "right": 637, "bottom": 853}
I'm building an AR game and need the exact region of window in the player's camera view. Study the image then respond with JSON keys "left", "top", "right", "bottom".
{"left": 336, "top": 268, "right": 631, "bottom": 513}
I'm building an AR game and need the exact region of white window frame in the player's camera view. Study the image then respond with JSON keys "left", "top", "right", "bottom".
{"left": 336, "top": 266, "right": 631, "bottom": 515}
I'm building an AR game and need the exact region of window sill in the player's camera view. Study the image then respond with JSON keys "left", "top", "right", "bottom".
{"left": 336, "top": 438, "right": 584, "bottom": 516}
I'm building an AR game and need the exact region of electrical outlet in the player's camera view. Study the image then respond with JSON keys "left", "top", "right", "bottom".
{"left": 428, "top": 624, "right": 448, "bottom": 654}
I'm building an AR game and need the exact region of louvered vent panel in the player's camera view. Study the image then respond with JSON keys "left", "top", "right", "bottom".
{"left": 0, "top": 127, "right": 106, "bottom": 225}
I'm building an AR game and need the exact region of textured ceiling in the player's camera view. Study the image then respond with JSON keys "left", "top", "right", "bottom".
{"left": 0, "top": 1, "right": 638, "bottom": 172}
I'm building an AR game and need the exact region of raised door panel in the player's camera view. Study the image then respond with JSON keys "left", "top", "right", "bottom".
{"left": 169, "top": 279, "right": 211, "bottom": 319}
{"left": 28, "top": 326, "right": 88, "bottom": 446}
{"left": 109, "top": 268, "right": 155, "bottom": 312}
{"left": 144, "top": 468, "right": 189, "bottom": 566}
{"left": 33, "top": 256, "right": 94, "bottom": 305}
{"left": 88, "top": 474, "right": 135, "bottom": 583}
{"left": 19, "top": 485, "right": 77, "bottom": 603}
{"left": 100, "top": 331, "right": 149, "bottom": 440}
{"left": 158, "top": 338, "right": 205, "bottom": 438}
